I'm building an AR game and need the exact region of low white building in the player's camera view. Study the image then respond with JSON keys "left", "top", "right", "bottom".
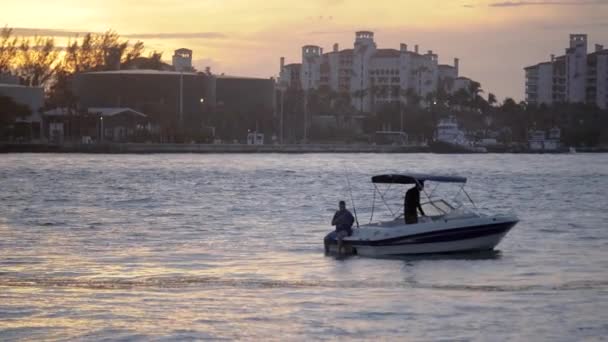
{"left": 525, "top": 34, "right": 608, "bottom": 109}
{"left": 280, "top": 31, "right": 473, "bottom": 113}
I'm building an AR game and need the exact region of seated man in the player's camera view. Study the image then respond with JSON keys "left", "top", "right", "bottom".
{"left": 404, "top": 181, "right": 425, "bottom": 224}
{"left": 329, "top": 200, "right": 355, "bottom": 254}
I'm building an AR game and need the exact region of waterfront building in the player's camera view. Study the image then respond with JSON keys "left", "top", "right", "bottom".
{"left": 279, "top": 58, "right": 301, "bottom": 90}
{"left": 0, "top": 83, "right": 44, "bottom": 114}
{"left": 73, "top": 69, "right": 213, "bottom": 133}
{"left": 43, "top": 107, "right": 150, "bottom": 143}
{"left": 72, "top": 48, "right": 276, "bottom": 142}
{"left": 525, "top": 34, "right": 608, "bottom": 109}
{"left": 279, "top": 31, "right": 472, "bottom": 113}
{"left": 214, "top": 75, "right": 276, "bottom": 141}
{"left": 0, "top": 72, "right": 20, "bottom": 85}
{"left": 528, "top": 127, "right": 561, "bottom": 151}
{"left": 0, "top": 74, "right": 44, "bottom": 140}
{"left": 72, "top": 71, "right": 275, "bottom": 142}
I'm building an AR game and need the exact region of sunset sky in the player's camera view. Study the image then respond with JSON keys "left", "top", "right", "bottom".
{"left": 3, "top": 0, "right": 607, "bottom": 101}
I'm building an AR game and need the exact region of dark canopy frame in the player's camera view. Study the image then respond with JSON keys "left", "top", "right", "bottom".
{"left": 368, "top": 173, "right": 471, "bottom": 222}
{"left": 371, "top": 174, "right": 467, "bottom": 185}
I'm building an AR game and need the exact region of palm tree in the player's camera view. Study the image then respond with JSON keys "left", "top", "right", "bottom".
{"left": 435, "top": 78, "right": 450, "bottom": 108}
{"left": 488, "top": 93, "right": 497, "bottom": 107}
{"left": 448, "top": 88, "right": 469, "bottom": 110}
{"left": 468, "top": 81, "right": 488, "bottom": 113}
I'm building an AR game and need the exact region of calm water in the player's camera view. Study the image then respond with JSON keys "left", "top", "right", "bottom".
{"left": 0, "top": 153, "right": 607, "bottom": 341}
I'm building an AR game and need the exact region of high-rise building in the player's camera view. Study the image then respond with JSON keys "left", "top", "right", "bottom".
{"left": 279, "top": 31, "right": 470, "bottom": 112}
{"left": 525, "top": 34, "right": 607, "bottom": 109}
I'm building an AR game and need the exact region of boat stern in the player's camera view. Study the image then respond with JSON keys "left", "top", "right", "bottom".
{"left": 323, "top": 231, "right": 356, "bottom": 256}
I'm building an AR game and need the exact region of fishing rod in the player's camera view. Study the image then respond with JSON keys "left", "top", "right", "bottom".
{"left": 343, "top": 165, "right": 360, "bottom": 229}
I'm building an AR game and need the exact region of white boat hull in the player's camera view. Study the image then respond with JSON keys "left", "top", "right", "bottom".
{"left": 350, "top": 231, "right": 509, "bottom": 257}
{"left": 324, "top": 215, "right": 517, "bottom": 257}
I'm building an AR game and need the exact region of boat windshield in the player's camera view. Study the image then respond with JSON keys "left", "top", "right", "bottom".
{"left": 420, "top": 199, "right": 455, "bottom": 217}
{"left": 366, "top": 178, "right": 475, "bottom": 224}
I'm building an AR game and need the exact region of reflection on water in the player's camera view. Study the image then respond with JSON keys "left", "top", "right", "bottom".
{"left": 328, "top": 248, "right": 505, "bottom": 261}
{"left": 1, "top": 273, "right": 606, "bottom": 292}
{"left": 0, "top": 153, "right": 607, "bottom": 340}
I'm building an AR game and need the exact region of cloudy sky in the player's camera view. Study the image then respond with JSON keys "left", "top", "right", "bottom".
{"left": 3, "top": 0, "right": 607, "bottom": 101}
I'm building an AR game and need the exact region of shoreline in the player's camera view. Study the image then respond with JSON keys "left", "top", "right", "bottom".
{"left": 1, "top": 143, "right": 606, "bottom": 154}
{"left": 0, "top": 142, "right": 428, "bottom": 154}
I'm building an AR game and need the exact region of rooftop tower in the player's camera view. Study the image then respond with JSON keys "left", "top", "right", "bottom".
{"left": 172, "top": 48, "right": 193, "bottom": 72}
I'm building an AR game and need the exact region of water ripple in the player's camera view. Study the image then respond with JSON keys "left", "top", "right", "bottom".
{"left": 1, "top": 276, "right": 606, "bottom": 292}
{"left": 0, "top": 153, "right": 607, "bottom": 340}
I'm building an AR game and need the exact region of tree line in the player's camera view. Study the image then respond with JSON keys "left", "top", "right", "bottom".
{"left": 0, "top": 27, "right": 165, "bottom": 109}
{"left": 2, "top": 25, "right": 607, "bottom": 147}
{"left": 280, "top": 80, "right": 608, "bottom": 147}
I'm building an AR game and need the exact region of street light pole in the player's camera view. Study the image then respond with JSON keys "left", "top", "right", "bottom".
{"left": 100, "top": 116, "right": 104, "bottom": 142}
{"left": 280, "top": 87, "right": 284, "bottom": 144}
{"left": 360, "top": 49, "right": 365, "bottom": 114}
{"left": 304, "top": 89, "right": 308, "bottom": 143}
{"left": 179, "top": 72, "right": 183, "bottom": 129}
{"left": 400, "top": 101, "right": 404, "bottom": 132}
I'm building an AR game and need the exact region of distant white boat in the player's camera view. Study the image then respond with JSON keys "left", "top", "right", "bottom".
{"left": 430, "top": 117, "right": 486, "bottom": 153}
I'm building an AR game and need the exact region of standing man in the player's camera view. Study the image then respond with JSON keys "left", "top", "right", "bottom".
{"left": 404, "top": 181, "right": 425, "bottom": 224}
{"left": 329, "top": 200, "right": 355, "bottom": 254}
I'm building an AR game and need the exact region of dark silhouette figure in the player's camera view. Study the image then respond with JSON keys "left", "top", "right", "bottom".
{"left": 404, "top": 182, "right": 425, "bottom": 224}
{"left": 328, "top": 200, "right": 355, "bottom": 254}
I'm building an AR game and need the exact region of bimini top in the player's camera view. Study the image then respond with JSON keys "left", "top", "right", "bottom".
{"left": 371, "top": 173, "right": 467, "bottom": 184}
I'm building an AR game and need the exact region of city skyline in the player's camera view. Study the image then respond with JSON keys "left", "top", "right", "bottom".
{"left": 3, "top": 0, "right": 608, "bottom": 101}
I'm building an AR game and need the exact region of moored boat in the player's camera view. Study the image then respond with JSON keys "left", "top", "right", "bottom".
{"left": 430, "top": 117, "right": 486, "bottom": 153}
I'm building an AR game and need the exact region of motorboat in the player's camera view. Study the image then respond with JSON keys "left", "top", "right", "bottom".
{"left": 324, "top": 173, "right": 518, "bottom": 257}
{"left": 430, "top": 117, "right": 486, "bottom": 153}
